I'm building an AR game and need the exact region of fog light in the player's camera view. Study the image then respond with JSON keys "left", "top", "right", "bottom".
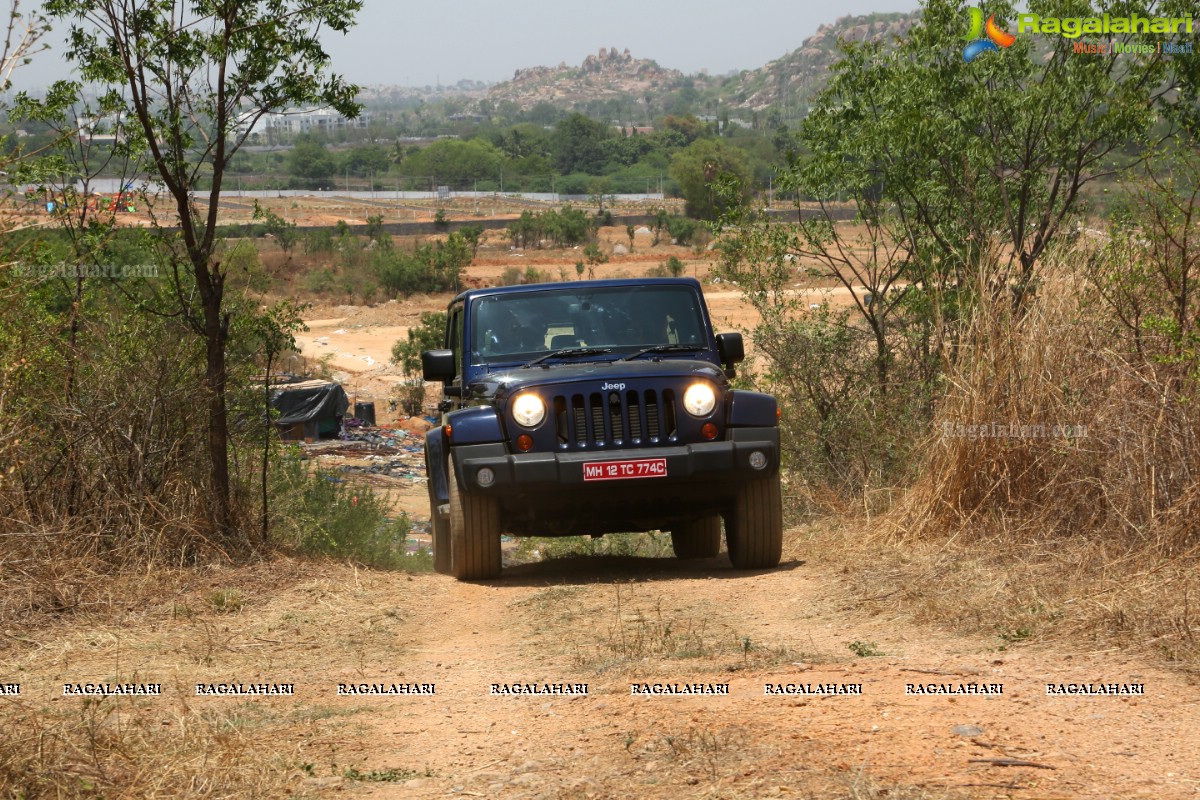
{"left": 701, "top": 422, "right": 718, "bottom": 440}
{"left": 748, "top": 451, "right": 768, "bottom": 470}
{"left": 477, "top": 467, "right": 496, "bottom": 487}
{"left": 516, "top": 434, "right": 534, "bottom": 452}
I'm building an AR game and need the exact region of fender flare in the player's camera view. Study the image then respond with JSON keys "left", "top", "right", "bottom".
{"left": 728, "top": 390, "right": 779, "bottom": 428}
{"left": 424, "top": 427, "right": 449, "bottom": 505}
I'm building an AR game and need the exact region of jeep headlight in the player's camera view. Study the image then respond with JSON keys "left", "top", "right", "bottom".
{"left": 511, "top": 393, "right": 546, "bottom": 428}
{"left": 683, "top": 383, "right": 716, "bottom": 418}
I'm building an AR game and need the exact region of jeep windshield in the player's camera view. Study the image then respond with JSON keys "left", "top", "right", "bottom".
{"left": 470, "top": 284, "right": 711, "bottom": 366}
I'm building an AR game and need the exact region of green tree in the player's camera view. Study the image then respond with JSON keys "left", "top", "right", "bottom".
{"left": 0, "top": 3, "right": 47, "bottom": 92}
{"left": 525, "top": 101, "right": 564, "bottom": 127}
{"left": 507, "top": 210, "right": 542, "bottom": 249}
{"left": 341, "top": 143, "right": 390, "bottom": 178}
{"left": 793, "top": 0, "right": 1172, "bottom": 314}
{"left": 400, "top": 138, "right": 503, "bottom": 187}
{"left": 376, "top": 233, "right": 471, "bottom": 298}
{"left": 287, "top": 133, "right": 337, "bottom": 188}
{"left": 552, "top": 112, "right": 611, "bottom": 175}
{"left": 365, "top": 214, "right": 385, "bottom": 242}
{"left": 583, "top": 242, "right": 608, "bottom": 279}
{"left": 670, "top": 139, "right": 753, "bottom": 220}
{"left": 459, "top": 223, "right": 484, "bottom": 257}
{"left": 249, "top": 301, "right": 305, "bottom": 542}
{"left": 719, "top": 0, "right": 1184, "bottom": 491}
{"left": 36, "top": 0, "right": 360, "bottom": 539}
{"left": 254, "top": 203, "right": 299, "bottom": 256}
{"left": 493, "top": 123, "right": 551, "bottom": 160}
{"left": 588, "top": 177, "right": 612, "bottom": 215}
{"left": 391, "top": 311, "right": 447, "bottom": 377}
{"left": 657, "top": 114, "right": 706, "bottom": 147}
{"left": 665, "top": 214, "right": 701, "bottom": 246}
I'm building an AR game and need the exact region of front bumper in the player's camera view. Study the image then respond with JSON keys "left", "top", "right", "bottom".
{"left": 452, "top": 427, "right": 780, "bottom": 494}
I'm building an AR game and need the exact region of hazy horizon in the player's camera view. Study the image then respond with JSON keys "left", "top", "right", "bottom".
{"left": 15, "top": 0, "right": 922, "bottom": 93}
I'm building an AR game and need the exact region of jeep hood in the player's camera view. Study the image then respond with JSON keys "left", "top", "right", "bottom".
{"left": 467, "top": 358, "right": 726, "bottom": 401}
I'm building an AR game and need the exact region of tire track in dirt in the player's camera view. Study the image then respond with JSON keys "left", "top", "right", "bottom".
{"left": 6, "top": 550, "right": 1197, "bottom": 798}
{"left": 317, "top": 554, "right": 1200, "bottom": 800}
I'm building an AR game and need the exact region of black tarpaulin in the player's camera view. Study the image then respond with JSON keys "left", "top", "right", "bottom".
{"left": 270, "top": 379, "right": 349, "bottom": 425}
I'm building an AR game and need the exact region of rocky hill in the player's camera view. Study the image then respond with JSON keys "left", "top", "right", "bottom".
{"left": 718, "top": 12, "right": 919, "bottom": 112}
{"left": 486, "top": 47, "right": 684, "bottom": 111}
{"left": 477, "top": 12, "right": 920, "bottom": 117}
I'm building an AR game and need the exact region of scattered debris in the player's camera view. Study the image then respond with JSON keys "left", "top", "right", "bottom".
{"left": 300, "top": 423, "right": 426, "bottom": 479}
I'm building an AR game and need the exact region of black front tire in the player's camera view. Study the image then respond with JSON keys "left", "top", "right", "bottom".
{"left": 448, "top": 465, "right": 502, "bottom": 581}
{"left": 427, "top": 485, "right": 451, "bottom": 576}
{"left": 725, "top": 475, "right": 783, "bottom": 569}
{"left": 425, "top": 450, "right": 451, "bottom": 574}
{"left": 670, "top": 515, "right": 722, "bottom": 559}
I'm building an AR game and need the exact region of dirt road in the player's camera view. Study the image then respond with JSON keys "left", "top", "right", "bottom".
{"left": 308, "top": 553, "right": 1199, "bottom": 799}
{"left": 13, "top": 538, "right": 1198, "bottom": 799}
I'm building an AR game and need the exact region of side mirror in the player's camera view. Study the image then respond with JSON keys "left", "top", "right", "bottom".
{"left": 716, "top": 332, "right": 744, "bottom": 366}
{"left": 421, "top": 349, "right": 455, "bottom": 382}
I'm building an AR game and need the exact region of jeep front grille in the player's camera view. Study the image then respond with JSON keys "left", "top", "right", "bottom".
{"left": 555, "top": 389, "right": 677, "bottom": 448}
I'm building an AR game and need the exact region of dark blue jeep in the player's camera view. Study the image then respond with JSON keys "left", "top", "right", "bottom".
{"left": 421, "top": 277, "right": 782, "bottom": 580}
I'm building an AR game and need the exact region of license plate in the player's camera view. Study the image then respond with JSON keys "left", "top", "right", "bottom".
{"left": 582, "top": 458, "right": 668, "bottom": 482}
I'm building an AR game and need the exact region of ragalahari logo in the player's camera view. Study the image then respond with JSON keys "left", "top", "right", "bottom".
{"left": 963, "top": 7, "right": 1017, "bottom": 61}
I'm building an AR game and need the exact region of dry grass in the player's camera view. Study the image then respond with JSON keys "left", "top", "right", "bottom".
{"left": 791, "top": 257, "right": 1200, "bottom": 669}
{"left": 0, "top": 557, "right": 418, "bottom": 798}
{"left": 812, "top": 520, "right": 1200, "bottom": 668}
{"left": 0, "top": 697, "right": 303, "bottom": 799}
{"left": 895, "top": 261, "right": 1198, "bottom": 553}
{"left": 511, "top": 584, "right": 797, "bottom": 674}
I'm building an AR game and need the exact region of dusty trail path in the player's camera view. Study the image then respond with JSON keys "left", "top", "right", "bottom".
{"left": 274, "top": 549, "right": 1198, "bottom": 799}
{"left": 7, "top": 539, "right": 1200, "bottom": 799}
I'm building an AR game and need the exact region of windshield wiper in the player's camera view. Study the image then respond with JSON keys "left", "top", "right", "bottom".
{"left": 521, "top": 347, "right": 613, "bottom": 368}
{"left": 619, "top": 344, "right": 708, "bottom": 361}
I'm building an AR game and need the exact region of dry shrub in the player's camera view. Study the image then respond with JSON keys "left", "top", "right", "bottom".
{"left": 0, "top": 558, "right": 358, "bottom": 797}
{"left": 0, "top": 290, "right": 233, "bottom": 567}
{"left": 870, "top": 251, "right": 1200, "bottom": 666}
{"left": 0, "top": 698, "right": 297, "bottom": 798}
{"left": 897, "top": 258, "right": 1199, "bottom": 555}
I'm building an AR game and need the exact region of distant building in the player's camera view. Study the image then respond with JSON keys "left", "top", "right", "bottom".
{"left": 77, "top": 113, "right": 126, "bottom": 145}
{"left": 243, "top": 107, "right": 373, "bottom": 138}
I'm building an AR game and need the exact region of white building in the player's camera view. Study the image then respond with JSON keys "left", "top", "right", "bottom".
{"left": 244, "top": 107, "right": 373, "bottom": 138}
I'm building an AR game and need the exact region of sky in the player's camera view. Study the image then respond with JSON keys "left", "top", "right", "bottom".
{"left": 15, "top": 0, "right": 923, "bottom": 91}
